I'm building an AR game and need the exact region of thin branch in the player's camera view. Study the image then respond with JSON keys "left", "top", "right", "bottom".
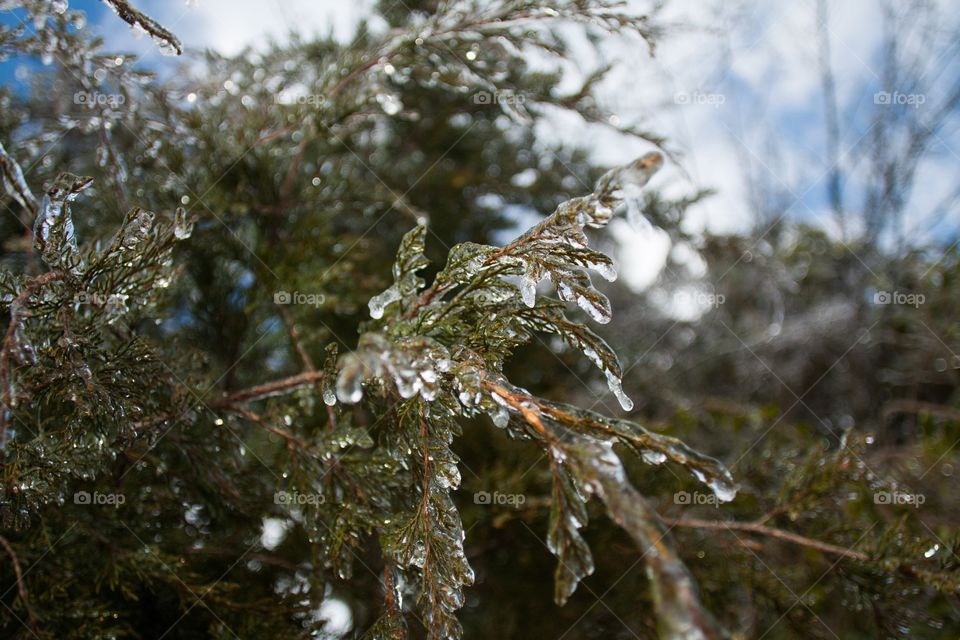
{"left": 0, "top": 535, "right": 39, "bottom": 631}
{"left": 208, "top": 370, "right": 326, "bottom": 408}
{"left": 657, "top": 515, "right": 870, "bottom": 562}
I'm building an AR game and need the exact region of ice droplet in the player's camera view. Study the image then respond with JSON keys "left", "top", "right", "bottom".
{"left": 322, "top": 387, "right": 337, "bottom": 406}
{"left": 642, "top": 451, "right": 667, "bottom": 465}
{"left": 173, "top": 206, "right": 193, "bottom": 239}
{"left": 368, "top": 284, "right": 401, "bottom": 319}
{"left": 692, "top": 469, "right": 738, "bottom": 503}
{"left": 709, "top": 478, "right": 738, "bottom": 503}
{"left": 520, "top": 275, "right": 537, "bottom": 308}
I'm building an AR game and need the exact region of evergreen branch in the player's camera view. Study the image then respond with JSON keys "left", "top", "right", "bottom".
{"left": 0, "top": 270, "right": 68, "bottom": 443}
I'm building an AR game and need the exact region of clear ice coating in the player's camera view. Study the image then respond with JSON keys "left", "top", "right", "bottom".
{"left": 121, "top": 209, "right": 155, "bottom": 248}
{"left": 102, "top": 0, "right": 182, "bottom": 56}
{"left": 368, "top": 284, "right": 401, "bottom": 319}
{"left": 692, "top": 469, "right": 738, "bottom": 503}
{"left": 0, "top": 142, "right": 38, "bottom": 214}
{"left": 604, "top": 371, "right": 633, "bottom": 412}
{"left": 587, "top": 260, "right": 617, "bottom": 282}
{"left": 33, "top": 173, "right": 93, "bottom": 276}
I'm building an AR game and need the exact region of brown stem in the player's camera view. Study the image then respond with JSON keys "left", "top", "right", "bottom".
{"left": 208, "top": 370, "right": 326, "bottom": 408}
{"left": 657, "top": 515, "right": 870, "bottom": 562}
{"left": 883, "top": 399, "right": 960, "bottom": 423}
{"left": 0, "top": 535, "right": 39, "bottom": 631}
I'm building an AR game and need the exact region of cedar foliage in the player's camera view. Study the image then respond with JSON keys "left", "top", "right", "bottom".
{"left": 0, "top": 1, "right": 957, "bottom": 639}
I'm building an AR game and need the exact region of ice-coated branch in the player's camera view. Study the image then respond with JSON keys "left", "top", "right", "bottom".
{"left": 101, "top": 0, "right": 182, "bottom": 56}
{"left": 0, "top": 141, "right": 38, "bottom": 218}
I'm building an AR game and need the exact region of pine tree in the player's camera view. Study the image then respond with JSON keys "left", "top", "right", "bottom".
{"left": 1, "top": 1, "right": 957, "bottom": 639}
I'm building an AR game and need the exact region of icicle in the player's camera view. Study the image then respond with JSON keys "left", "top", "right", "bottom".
{"left": 588, "top": 260, "right": 617, "bottom": 282}
{"left": 368, "top": 284, "right": 401, "bottom": 319}
{"left": 604, "top": 370, "right": 633, "bottom": 411}
{"left": 576, "top": 294, "right": 610, "bottom": 325}
{"left": 173, "top": 206, "right": 193, "bottom": 239}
